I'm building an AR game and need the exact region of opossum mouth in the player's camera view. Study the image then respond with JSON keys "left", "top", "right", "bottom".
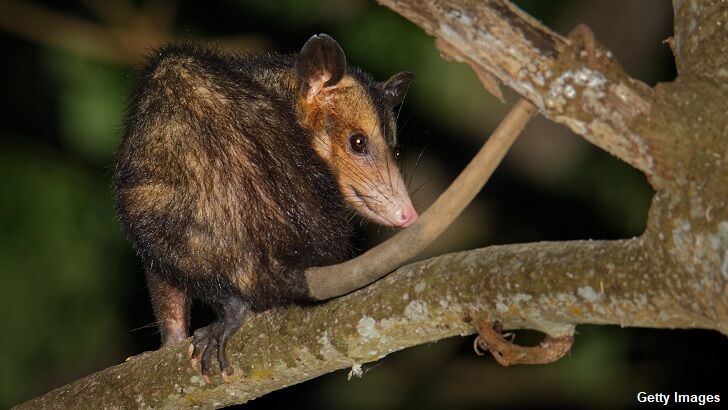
{"left": 352, "top": 188, "right": 377, "bottom": 214}
{"left": 350, "top": 187, "right": 394, "bottom": 226}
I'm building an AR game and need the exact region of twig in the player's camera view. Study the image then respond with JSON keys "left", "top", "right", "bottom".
{"left": 474, "top": 321, "right": 574, "bottom": 366}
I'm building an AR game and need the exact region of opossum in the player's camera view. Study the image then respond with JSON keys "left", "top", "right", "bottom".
{"left": 114, "top": 34, "right": 416, "bottom": 380}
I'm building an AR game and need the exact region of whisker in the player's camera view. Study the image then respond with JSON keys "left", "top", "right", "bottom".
{"left": 127, "top": 321, "right": 162, "bottom": 334}
{"left": 366, "top": 120, "right": 389, "bottom": 193}
{"left": 409, "top": 178, "right": 433, "bottom": 198}
{"left": 407, "top": 144, "right": 429, "bottom": 190}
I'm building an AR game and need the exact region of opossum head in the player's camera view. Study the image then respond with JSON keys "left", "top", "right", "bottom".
{"left": 295, "top": 34, "right": 418, "bottom": 228}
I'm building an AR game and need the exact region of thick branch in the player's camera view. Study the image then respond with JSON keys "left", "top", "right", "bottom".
{"left": 19, "top": 238, "right": 719, "bottom": 409}
{"left": 377, "top": 0, "right": 663, "bottom": 182}
{"left": 672, "top": 0, "right": 728, "bottom": 81}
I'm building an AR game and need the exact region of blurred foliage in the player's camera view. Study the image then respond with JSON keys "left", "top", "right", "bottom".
{"left": 231, "top": 0, "right": 363, "bottom": 25}
{"left": 337, "top": 7, "right": 499, "bottom": 137}
{"left": 44, "top": 51, "right": 129, "bottom": 164}
{"left": 561, "top": 150, "right": 653, "bottom": 236}
{"left": 0, "top": 144, "right": 128, "bottom": 405}
{"left": 0, "top": 1, "right": 723, "bottom": 409}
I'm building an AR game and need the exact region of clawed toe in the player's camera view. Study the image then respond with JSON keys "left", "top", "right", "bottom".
{"left": 221, "top": 366, "right": 234, "bottom": 383}
{"left": 186, "top": 296, "right": 248, "bottom": 383}
{"left": 188, "top": 323, "right": 236, "bottom": 383}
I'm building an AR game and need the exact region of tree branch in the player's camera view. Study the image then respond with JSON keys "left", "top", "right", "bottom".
{"left": 19, "top": 237, "right": 719, "bottom": 409}
{"left": 376, "top": 0, "right": 664, "bottom": 182}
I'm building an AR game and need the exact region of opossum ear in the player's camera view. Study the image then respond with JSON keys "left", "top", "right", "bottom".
{"left": 295, "top": 34, "right": 346, "bottom": 101}
{"left": 382, "top": 72, "right": 414, "bottom": 107}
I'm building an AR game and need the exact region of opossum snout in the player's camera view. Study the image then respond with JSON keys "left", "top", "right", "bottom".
{"left": 344, "top": 174, "right": 417, "bottom": 228}
{"left": 381, "top": 194, "right": 418, "bottom": 228}
{"left": 396, "top": 204, "right": 418, "bottom": 227}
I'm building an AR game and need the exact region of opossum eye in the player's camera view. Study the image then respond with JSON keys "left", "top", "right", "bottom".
{"left": 393, "top": 145, "right": 402, "bottom": 160}
{"left": 349, "top": 133, "right": 368, "bottom": 154}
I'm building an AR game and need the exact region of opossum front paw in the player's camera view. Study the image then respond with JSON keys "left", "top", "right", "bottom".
{"left": 188, "top": 323, "right": 235, "bottom": 383}
{"left": 188, "top": 298, "right": 247, "bottom": 383}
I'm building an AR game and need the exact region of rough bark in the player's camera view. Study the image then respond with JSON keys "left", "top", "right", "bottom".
{"left": 16, "top": 0, "right": 728, "bottom": 408}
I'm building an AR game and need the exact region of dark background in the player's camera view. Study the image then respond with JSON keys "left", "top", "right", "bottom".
{"left": 1, "top": 0, "right": 725, "bottom": 408}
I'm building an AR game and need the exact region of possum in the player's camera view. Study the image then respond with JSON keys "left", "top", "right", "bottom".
{"left": 114, "top": 34, "right": 417, "bottom": 380}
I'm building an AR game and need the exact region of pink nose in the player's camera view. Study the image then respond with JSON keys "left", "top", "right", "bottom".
{"left": 397, "top": 207, "right": 418, "bottom": 227}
